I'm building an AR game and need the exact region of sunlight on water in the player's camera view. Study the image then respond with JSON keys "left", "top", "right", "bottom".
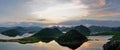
{"left": 77, "top": 41, "right": 107, "bottom": 50}
{"left": 35, "top": 41, "right": 70, "bottom": 50}
{"left": 76, "top": 36, "right": 113, "bottom": 50}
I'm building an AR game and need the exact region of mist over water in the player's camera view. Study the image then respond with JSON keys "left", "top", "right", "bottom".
{"left": 0, "top": 33, "right": 34, "bottom": 39}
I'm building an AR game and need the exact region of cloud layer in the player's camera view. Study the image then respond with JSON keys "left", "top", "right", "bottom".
{"left": 0, "top": 0, "right": 120, "bottom": 27}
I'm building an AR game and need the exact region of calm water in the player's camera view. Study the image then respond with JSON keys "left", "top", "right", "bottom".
{"left": 0, "top": 35, "right": 113, "bottom": 50}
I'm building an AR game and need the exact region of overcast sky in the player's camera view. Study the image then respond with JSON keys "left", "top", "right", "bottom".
{"left": 0, "top": 0, "right": 120, "bottom": 27}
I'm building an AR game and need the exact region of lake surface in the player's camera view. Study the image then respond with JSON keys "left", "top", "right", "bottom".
{"left": 0, "top": 35, "right": 113, "bottom": 50}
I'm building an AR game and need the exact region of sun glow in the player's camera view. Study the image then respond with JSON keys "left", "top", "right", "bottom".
{"left": 29, "top": 0, "right": 89, "bottom": 23}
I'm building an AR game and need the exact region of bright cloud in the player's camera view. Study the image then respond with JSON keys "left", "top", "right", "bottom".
{"left": 27, "top": 0, "right": 89, "bottom": 23}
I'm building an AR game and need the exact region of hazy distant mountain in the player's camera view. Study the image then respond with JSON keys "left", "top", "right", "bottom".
{"left": 0, "top": 26, "right": 42, "bottom": 37}
{"left": 23, "top": 26, "right": 42, "bottom": 33}
{"left": 0, "top": 20, "right": 120, "bottom": 27}
{"left": 1, "top": 29, "right": 21, "bottom": 37}
{"left": 0, "top": 27, "right": 9, "bottom": 32}
{"left": 112, "top": 27, "right": 120, "bottom": 32}
{"left": 89, "top": 26, "right": 112, "bottom": 32}
{"left": 1, "top": 26, "right": 28, "bottom": 37}
{"left": 11, "top": 27, "right": 26, "bottom": 34}
{"left": 60, "top": 20, "right": 120, "bottom": 27}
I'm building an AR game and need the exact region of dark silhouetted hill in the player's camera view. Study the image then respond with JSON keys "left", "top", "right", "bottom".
{"left": 56, "top": 29, "right": 88, "bottom": 50}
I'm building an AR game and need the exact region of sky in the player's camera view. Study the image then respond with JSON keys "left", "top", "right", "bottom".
{"left": 0, "top": 0, "right": 120, "bottom": 27}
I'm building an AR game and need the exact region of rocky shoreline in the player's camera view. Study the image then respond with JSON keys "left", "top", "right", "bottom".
{"left": 103, "top": 40, "right": 120, "bottom": 50}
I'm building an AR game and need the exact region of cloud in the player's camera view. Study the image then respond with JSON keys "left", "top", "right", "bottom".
{"left": 0, "top": 0, "right": 120, "bottom": 27}
{"left": 98, "top": 12, "right": 120, "bottom": 17}
{"left": 80, "top": 0, "right": 106, "bottom": 8}
{"left": 27, "top": 0, "right": 89, "bottom": 23}
{"left": 99, "top": 0, "right": 106, "bottom": 6}
{"left": 79, "top": 0, "right": 120, "bottom": 20}
{"left": 36, "top": 19, "right": 47, "bottom": 21}
{"left": 28, "top": 19, "right": 47, "bottom": 21}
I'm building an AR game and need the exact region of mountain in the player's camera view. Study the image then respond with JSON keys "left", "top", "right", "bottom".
{"left": 56, "top": 29, "right": 88, "bottom": 49}
{"left": 15, "top": 28, "right": 63, "bottom": 44}
{"left": 0, "top": 27, "right": 26, "bottom": 37}
{"left": 1, "top": 29, "right": 21, "bottom": 37}
{"left": 73, "top": 25, "right": 91, "bottom": 35}
{"left": 33, "top": 28, "right": 63, "bottom": 38}
{"left": 89, "top": 26, "right": 112, "bottom": 32}
{"left": 0, "top": 26, "right": 42, "bottom": 32}
{"left": 51, "top": 25, "right": 91, "bottom": 35}
{"left": 32, "top": 28, "right": 63, "bottom": 43}
{"left": 112, "top": 27, "right": 120, "bottom": 32}
{"left": 0, "top": 27, "right": 9, "bottom": 32}
{"left": 23, "top": 26, "right": 42, "bottom": 33}
{"left": 89, "top": 26, "right": 120, "bottom": 32}
{"left": 11, "top": 27, "right": 27, "bottom": 34}
{"left": 51, "top": 26, "right": 71, "bottom": 33}
{"left": 0, "top": 26, "right": 42, "bottom": 37}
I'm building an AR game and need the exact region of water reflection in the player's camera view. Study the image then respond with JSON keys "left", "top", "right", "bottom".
{"left": 77, "top": 41, "right": 107, "bottom": 50}
{"left": 0, "top": 29, "right": 88, "bottom": 50}
{"left": 0, "top": 28, "right": 113, "bottom": 50}
{"left": 0, "top": 36, "right": 112, "bottom": 50}
{"left": 76, "top": 36, "right": 112, "bottom": 50}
